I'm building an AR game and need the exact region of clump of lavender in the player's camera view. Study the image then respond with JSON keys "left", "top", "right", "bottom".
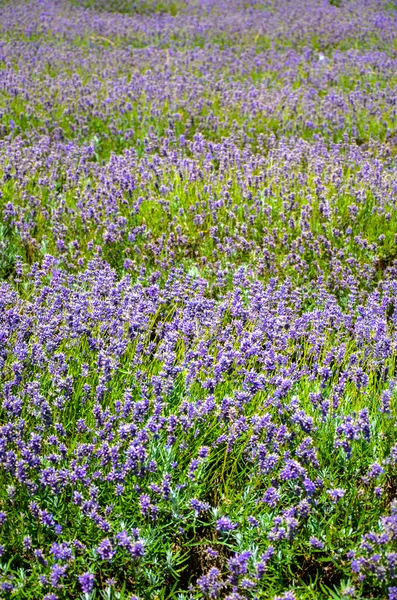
{"left": 78, "top": 572, "right": 94, "bottom": 594}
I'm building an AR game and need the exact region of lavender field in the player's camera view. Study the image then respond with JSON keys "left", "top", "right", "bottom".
{"left": 1, "top": 0, "right": 397, "bottom": 598}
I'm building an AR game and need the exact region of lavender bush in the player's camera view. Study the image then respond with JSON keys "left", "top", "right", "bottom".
{"left": 0, "top": 0, "right": 397, "bottom": 598}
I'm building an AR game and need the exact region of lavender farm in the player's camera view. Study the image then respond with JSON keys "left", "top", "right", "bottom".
{"left": 0, "top": 1, "right": 397, "bottom": 599}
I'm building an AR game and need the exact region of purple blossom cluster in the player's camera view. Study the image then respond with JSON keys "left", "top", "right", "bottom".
{"left": 350, "top": 500, "right": 397, "bottom": 587}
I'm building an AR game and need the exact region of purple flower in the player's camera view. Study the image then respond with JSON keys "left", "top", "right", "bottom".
{"left": 303, "top": 478, "right": 316, "bottom": 496}
{"left": 190, "top": 498, "right": 210, "bottom": 516}
{"left": 216, "top": 517, "right": 237, "bottom": 532}
{"left": 255, "top": 546, "right": 274, "bottom": 579}
{"left": 241, "top": 578, "right": 256, "bottom": 589}
{"left": 50, "top": 542, "right": 72, "bottom": 561}
{"left": 261, "top": 487, "right": 280, "bottom": 507}
{"left": 309, "top": 537, "right": 325, "bottom": 550}
{"left": 116, "top": 530, "right": 131, "bottom": 547}
{"left": 23, "top": 536, "right": 32, "bottom": 550}
{"left": 188, "top": 458, "right": 200, "bottom": 480}
{"left": 139, "top": 494, "right": 151, "bottom": 517}
{"left": 115, "top": 484, "right": 124, "bottom": 496}
{"left": 129, "top": 541, "right": 145, "bottom": 560}
{"left": 351, "top": 560, "right": 360, "bottom": 573}
{"left": 366, "top": 463, "right": 384, "bottom": 481}
{"left": 327, "top": 488, "right": 346, "bottom": 503}
{"left": 50, "top": 564, "right": 67, "bottom": 587}
{"left": 97, "top": 538, "right": 115, "bottom": 561}
{"left": 341, "top": 586, "right": 355, "bottom": 597}
{"left": 41, "top": 510, "right": 55, "bottom": 527}
{"left": 34, "top": 549, "right": 48, "bottom": 567}
{"left": 198, "top": 446, "right": 210, "bottom": 459}
{"left": 227, "top": 551, "right": 252, "bottom": 584}
{"left": 374, "top": 487, "right": 383, "bottom": 498}
{"left": 197, "top": 567, "right": 224, "bottom": 598}
{"left": 79, "top": 572, "right": 94, "bottom": 594}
